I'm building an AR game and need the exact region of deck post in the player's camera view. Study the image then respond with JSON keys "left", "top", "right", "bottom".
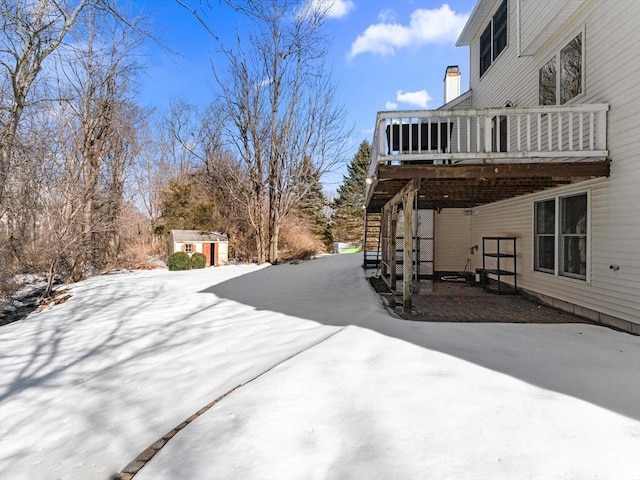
{"left": 380, "top": 207, "right": 389, "bottom": 280}
{"left": 380, "top": 177, "right": 420, "bottom": 301}
{"left": 403, "top": 190, "right": 415, "bottom": 311}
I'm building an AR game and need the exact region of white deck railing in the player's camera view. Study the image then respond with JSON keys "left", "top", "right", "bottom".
{"left": 367, "top": 104, "right": 609, "bottom": 185}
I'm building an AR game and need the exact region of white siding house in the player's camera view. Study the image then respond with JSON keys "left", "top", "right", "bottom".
{"left": 365, "top": 0, "right": 639, "bottom": 332}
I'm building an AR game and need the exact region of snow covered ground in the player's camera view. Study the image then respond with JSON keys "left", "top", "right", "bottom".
{"left": 1, "top": 254, "right": 638, "bottom": 479}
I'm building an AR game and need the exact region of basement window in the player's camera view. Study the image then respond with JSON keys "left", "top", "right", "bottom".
{"left": 480, "top": 0, "right": 508, "bottom": 77}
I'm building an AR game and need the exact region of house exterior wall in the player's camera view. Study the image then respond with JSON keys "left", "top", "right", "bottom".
{"left": 434, "top": 209, "right": 471, "bottom": 272}
{"left": 461, "top": 0, "right": 640, "bottom": 324}
{"left": 518, "top": 0, "right": 585, "bottom": 55}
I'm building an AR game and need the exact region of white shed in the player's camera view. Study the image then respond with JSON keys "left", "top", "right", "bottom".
{"left": 168, "top": 230, "right": 229, "bottom": 266}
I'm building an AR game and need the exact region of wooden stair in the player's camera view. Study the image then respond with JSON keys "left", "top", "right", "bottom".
{"left": 363, "top": 213, "right": 381, "bottom": 269}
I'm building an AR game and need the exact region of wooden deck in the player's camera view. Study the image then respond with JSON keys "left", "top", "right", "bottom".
{"left": 364, "top": 104, "right": 610, "bottom": 310}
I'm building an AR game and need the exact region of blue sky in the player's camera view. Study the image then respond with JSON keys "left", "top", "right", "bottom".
{"left": 137, "top": 0, "right": 477, "bottom": 189}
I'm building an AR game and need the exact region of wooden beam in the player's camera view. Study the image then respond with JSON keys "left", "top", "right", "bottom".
{"left": 403, "top": 190, "right": 415, "bottom": 312}
{"left": 387, "top": 177, "right": 421, "bottom": 208}
{"left": 377, "top": 160, "right": 611, "bottom": 180}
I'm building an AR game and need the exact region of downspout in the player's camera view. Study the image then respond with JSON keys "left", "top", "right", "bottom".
{"left": 517, "top": 0, "right": 522, "bottom": 57}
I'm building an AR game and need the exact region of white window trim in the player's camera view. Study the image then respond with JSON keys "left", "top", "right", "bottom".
{"left": 539, "top": 25, "right": 586, "bottom": 106}
{"left": 532, "top": 190, "right": 591, "bottom": 284}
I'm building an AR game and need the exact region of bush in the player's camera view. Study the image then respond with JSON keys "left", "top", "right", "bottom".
{"left": 190, "top": 252, "right": 206, "bottom": 269}
{"left": 278, "top": 217, "right": 324, "bottom": 261}
{"left": 168, "top": 252, "right": 191, "bottom": 271}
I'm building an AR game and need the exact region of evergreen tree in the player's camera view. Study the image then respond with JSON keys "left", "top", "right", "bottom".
{"left": 298, "top": 173, "right": 332, "bottom": 251}
{"left": 332, "top": 140, "right": 371, "bottom": 244}
{"left": 296, "top": 158, "right": 332, "bottom": 251}
{"left": 153, "top": 177, "right": 217, "bottom": 235}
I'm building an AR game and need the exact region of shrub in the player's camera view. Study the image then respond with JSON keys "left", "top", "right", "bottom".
{"left": 278, "top": 217, "right": 323, "bottom": 261}
{"left": 168, "top": 251, "right": 191, "bottom": 271}
{"left": 190, "top": 252, "right": 206, "bottom": 269}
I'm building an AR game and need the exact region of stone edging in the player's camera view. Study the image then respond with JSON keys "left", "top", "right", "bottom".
{"left": 111, "top": 328, "right": 344, "bottom": 479}
{"left": 111, "top": 386, "right": 240, "bottom": 480}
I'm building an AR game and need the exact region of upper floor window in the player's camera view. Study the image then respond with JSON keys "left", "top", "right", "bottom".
{"left": 480, "top": 0, "right": 508, "bottom": 77}
{"left": 539, "top": 32, "right": 583, "bottom": 105}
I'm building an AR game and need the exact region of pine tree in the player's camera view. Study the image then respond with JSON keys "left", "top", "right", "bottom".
{"left": 153, "top": 177, "right": 217, "bottom": 235}
{"left": 296, "top": 159, "right": 333, "bottom": 251}
{"left": 332, "top": 140, "right": 371, "bottom": 244}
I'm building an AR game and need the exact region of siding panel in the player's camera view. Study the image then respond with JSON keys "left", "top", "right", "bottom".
{"left": 434, "top": 209, "right": 471, "bottom": 271}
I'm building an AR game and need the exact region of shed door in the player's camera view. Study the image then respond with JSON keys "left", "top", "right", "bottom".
{"left": 202, "top": 243, "right": 211, "bottom": 266}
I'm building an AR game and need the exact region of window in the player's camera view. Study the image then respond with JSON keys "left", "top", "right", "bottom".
{"left": 491, "top": 115, "right": 507, "bottom": 152}
{"left": 185, "top": 244, "right": 193, "bottom": 253}
{"left": 534, "top": 193, "right": 588, "bottom": 280}
{"left": 534, "top": 199, "right": 555, "bottom": 272}
{"left": 539, "top": 32, "right": 583, "bottom": 105}
{"left": 480, "top": 0, "right": 508, "bottom": 77}
{"left": 560, "top": 194, "right": 587, "bottom": 278}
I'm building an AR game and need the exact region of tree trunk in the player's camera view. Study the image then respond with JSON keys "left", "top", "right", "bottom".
{"left": 268, "top": 220, "right": 279, "bottom": 265}
{"left": 268, "top": 183, "right": 280, "bottom": 264}
{"left": 255, "top": 224, "right": 266, "bottom": 264}
{"left": 0, "top": 103, "right": 25, "bottom": 207}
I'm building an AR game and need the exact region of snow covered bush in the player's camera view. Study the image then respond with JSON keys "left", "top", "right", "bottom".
{"left": 190, "top": 252, "right": 206, "bottom": 269}
{"left": 168, "top": 252, "right": 191, "bottom": 271}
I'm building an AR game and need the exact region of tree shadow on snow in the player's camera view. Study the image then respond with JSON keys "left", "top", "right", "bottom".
{"left": 0, "top": 273, "right": 241, "bottom": 476}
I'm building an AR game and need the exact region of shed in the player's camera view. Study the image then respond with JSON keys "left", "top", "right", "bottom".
{"left": 168, "top": 230, "right": 229, "bottom": 267}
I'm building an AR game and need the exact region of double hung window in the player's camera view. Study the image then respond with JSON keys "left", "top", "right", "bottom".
{"left": 534, "top": 193, "right": 588, "bottom": 280}
{"left": 480, "top": 0, "right": 508, "bottom": 77}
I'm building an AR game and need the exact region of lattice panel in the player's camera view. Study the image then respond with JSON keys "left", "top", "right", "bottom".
{"left": 394, "top": 209, "right": 434, "bottom": 279}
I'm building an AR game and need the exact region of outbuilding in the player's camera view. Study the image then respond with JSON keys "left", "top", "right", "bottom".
{"left": 168, "top": 230, "right": 229, "bottom": 267}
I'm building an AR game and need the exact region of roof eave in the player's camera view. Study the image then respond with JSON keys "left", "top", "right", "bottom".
{"left": 456, "top": 0, "right": 497, "bottom": 46}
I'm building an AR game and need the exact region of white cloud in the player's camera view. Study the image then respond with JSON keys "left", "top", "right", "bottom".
{"left": 396, "top": 89, "right": 432, "bottom": 109}
{"left": 377, "top": 9, "right": 396, "bottom": 23}
{"left": 348, "top": 4, "right": 469, "bottom": 59}
{"left": 385, "top": 101, "right": 399, "bottom": 110}
{"left": 305, "top": 0, "right": 355, "bottom": 19}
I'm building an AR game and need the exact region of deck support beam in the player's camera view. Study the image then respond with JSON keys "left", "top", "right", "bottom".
{"left": 383, "top": 178, "right": 421, "bottom": 311}
{"left": 402, "top": 190, "right": 415, "bottom": 311}
{"left": 380, "top": 206, "right": 389, "bottom": 280}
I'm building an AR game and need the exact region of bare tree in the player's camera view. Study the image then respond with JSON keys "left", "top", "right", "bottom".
{"left": 132, "top": 117, "right": 164, "bottom": 227}
{"left": 0, "top": 0, "right": 153, "bottom": 298}
{"left": 158, "top": 98, "right": 204, "bottom": 178}
{"left": 215, "top": 0, "right": 350, "bottom": 263}
{"left": 0, "top": 0, "right": 98, "bottom": 208}
{"left": 56, "top": 9, "right": 142, "bottom": 279}
{"left": 98, "top": 101, "right": 142, "bottom": 266}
